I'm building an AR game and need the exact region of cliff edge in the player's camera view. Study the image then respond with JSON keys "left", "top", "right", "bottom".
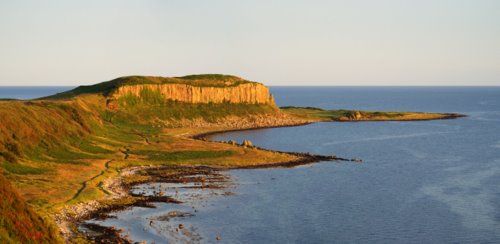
{"left": 46, "top": 74, "right": 275, "bottom": 105}
{"left": 111, "top": 82, "right": 273, "bottom": 104}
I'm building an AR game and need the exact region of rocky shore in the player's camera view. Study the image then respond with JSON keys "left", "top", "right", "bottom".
{"left": 58, "top": 124, "right": 353, "bottom": 243}
{"left": 75, "top": 165, "right": 229, "bottom": 243}
{"left": 53, "top": 110, "right": 462, "bottom": 242}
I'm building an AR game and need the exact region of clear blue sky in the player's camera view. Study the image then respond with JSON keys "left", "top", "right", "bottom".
{"left": 0, "top": 0, "right": 499, "bottom": 86}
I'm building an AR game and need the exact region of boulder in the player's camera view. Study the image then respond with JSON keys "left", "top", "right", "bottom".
{"left": 354, "top": 111, "right": 362, "bottom": 120}
{"left": 242, "top": 140, "right": 253, "bottom": 148}
{"left": 347, "top": 111, "right": 363, "bottom": 120}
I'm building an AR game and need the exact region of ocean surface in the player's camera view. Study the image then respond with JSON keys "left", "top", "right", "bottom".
{"left": 208, "top": 87, "right": 500, "bottom": 244}
{"left": 95, "top": 86, "right": 499, "bottom": 243}
{"left": 0, "top": 86, "right": 74, "bottom": 99}
{"left": 5, "top": 86, "right": 500, "bottom": 243}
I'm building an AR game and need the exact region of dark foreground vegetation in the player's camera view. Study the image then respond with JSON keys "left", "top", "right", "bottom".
{"left": 0, "top": 75, "right": 463, "bottom": 243}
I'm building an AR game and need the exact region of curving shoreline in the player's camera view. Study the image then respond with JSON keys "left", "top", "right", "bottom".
{"left": 63, "top": 121, "right": 351, "bottom": 242}
{"left": 63, "top": 112, "right": 465, "bottom": 242}
{"left": 77, "top": 165, "right": 228, "bottom": 243}
{"left": 0, "top": 75, "right": 470, "bottom": 243}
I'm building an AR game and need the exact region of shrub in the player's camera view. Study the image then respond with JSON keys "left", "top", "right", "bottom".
{"left": 4, "top": 141, "right": 21, "bottom": 156}
{"left": 0, "top": 151, "right": 17, "bottom": 163}
{"left": 0, "top": 171, "right": 63, "bottom": 242}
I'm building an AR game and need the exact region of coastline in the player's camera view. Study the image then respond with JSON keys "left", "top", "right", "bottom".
{"left": 66, "top": 155, "right": 346, "bottom": 242}
{"left": 57, "top": 112, "right": 465, "bottom": 242}
{"left": 58, "top": 119, "right": 350, "bottom": 242}
{"left": 191, "top": 112, "right": 465, "bottom": 140}
{"left": 73, "top": 165, "right": 228, "bottom": 243}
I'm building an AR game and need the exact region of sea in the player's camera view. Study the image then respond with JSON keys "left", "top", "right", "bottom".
{"left": 0, "top": 86, "right": 74, "bottom": 100}
{"left": 2, "top": 86, "right": 500, "bottom": 243}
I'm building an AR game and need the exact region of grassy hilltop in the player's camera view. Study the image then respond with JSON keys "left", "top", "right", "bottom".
{"left": 0, "top": 74, "right": 462, "bottom": 243}
{"left": 43, "top": 74, "right": 258, "bottom": 100}
{"left": 0, "top": 74, "right": 294, "bottom": 243}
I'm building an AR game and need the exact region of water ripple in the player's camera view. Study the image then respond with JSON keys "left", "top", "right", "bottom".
{"left": 421, "top": 160, "right": 500, "bottom": 237}
{"left": 322, "top": 131, "right": 454, "bottom": 146}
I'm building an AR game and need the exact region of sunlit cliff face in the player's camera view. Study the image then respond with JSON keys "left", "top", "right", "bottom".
{"left": 110, "top": 83, "right": 275, "bottom": 105}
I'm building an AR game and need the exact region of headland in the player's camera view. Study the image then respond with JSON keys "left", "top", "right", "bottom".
{"left": 0, "top": 74, "right": 464, "bottom": 242}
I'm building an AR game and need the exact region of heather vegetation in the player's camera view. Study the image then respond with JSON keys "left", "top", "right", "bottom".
{"left": 0, "top": 170, "right": 62, "bottom": 243}
{"left": 0, "top": 76, "right": 296, "bottom": 242}
{"left": 0, "top": 75, "right": 460, "bottom": 242}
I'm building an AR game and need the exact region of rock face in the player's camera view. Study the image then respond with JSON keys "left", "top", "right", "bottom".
{"left": 242, "top": 140, "right": 253, "bottom": 148}
{"left": 341, "top": 111, "right": 363, "bottom": 121}
{"left": 352, "top": 111, "right": 362, "bottom": 120}
{"left": 110, "top": 83, "right": 275, "bottom": 105}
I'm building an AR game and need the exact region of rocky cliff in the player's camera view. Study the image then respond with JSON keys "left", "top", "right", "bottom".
{"left": 45, "top": 74, "right": 277, "bottom": 106}
{"left": 110, "top": 82, "right": 275, "bottom": 105}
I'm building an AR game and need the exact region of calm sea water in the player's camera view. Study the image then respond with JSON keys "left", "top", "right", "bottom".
{"left": 12, "top": 86, "right": 497, "bottom": 243}
{"left": 207, "top": 87, "right": 500, "bottom": 243}
{"left": 0, "top": 86, "right": 74, "bottom": 99}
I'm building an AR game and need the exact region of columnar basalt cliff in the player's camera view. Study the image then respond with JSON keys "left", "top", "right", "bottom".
{"left": 0, "top": 74, "right": 466, "bottom": 243}
{"left": 110, "top": 82, "right": 275, "bottom": 104}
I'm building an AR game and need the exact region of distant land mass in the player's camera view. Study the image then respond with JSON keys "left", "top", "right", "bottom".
{"left": 0, "top": 74, "right": 464, "bottom": 243}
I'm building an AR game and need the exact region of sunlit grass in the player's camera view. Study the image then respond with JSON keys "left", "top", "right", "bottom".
{"left": 281, "top": 106, "right": 454, "bottom": 121}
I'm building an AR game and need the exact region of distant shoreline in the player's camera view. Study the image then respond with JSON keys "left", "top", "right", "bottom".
{"left": 72, "top": 112, "right": 464, "bottom": 242}
{"left": 0, "top": 77, "right": 467, "bottom": 243}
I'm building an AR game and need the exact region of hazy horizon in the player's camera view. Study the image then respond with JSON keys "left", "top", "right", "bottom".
{"left": 1, "top": 84, "right": 500, "bottom": 88}
{"left": 1, "top": 0, "right": 499, "bottom": 86}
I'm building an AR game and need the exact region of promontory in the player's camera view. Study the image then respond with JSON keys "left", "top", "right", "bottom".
{"left": 0, "top": 74, "right": 463, "bottom": 243}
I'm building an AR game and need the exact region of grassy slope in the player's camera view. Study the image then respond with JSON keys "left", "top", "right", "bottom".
{"left": 42, "top": 74, "right": 257, "bottom": 100}
{"left": 0, "top": 76, "right": 463, "bottom": 242}
{"left": 0, "top": 97, "right": 287, "bottom": 206}
{"left": 0, "top": 78, "right": 294, "bottom": 242}
{"left": 281, "top": 106, "right": 461, "bottom": 121}
{"left": 0, "top": 170, "right": 62, "bottom": 243}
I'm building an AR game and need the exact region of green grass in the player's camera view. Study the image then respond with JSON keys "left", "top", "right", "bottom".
{"left": 0, "top": 100, "right": 96, "bottom": 165}
{"left": 117, "top": 87, "right": 164, "bottom": 106}
{"left": 42, "top": 74, "right": 257, "bottom": 100}
{"left": 133, "top": 150, "right": 235, "bottom": 161}
{"left": 176, "top": 74, "right": 256, "bottom": 86}
{"left": 280, "top": 106, "right": 354, "bottom": 120}
{"left": 1, "top": 162, "right": 49, "bottom": 175}
{"left": 77, "top": 140, "right": 114, "bottom": 154}
{"left": 0, "top": 75, "right": 462, "bottom": 243}
{"left": 281, "top": 106, "right": 450, "bottom": 121}
{"left": 49, "top": 148, "right": 101, "bottom": 160}
{"left": 111, "top": 101, "right": 276, "bottom": 124}
{"left": 0, "top": 77, "right": 282, "bottom": 242}
{"left": 23, "top": 140, "right": 110, "bottom": 166}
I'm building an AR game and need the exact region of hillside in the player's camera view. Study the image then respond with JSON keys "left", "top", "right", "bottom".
{"left": 0, "top": 74, "right": 300, "bottom": 242}
{"left": 0, "top": 74, "right": 463, "bottom": 242}
{"left": 0, "top": 75, "right": 283, "bottom": 162}
{"left": 0, "top": 170, "right": 62, "bottom": 243}
{"left": 44, "top": 74, "right": 274, "bottom": 105}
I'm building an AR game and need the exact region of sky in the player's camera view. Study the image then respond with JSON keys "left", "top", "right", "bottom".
{"left": 0, "top": 0, "right": 499, "bottom": 86}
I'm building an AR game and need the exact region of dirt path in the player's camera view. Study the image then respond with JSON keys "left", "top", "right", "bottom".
{"left": 67, "top": 159, "right": 114, "bottom": 203}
